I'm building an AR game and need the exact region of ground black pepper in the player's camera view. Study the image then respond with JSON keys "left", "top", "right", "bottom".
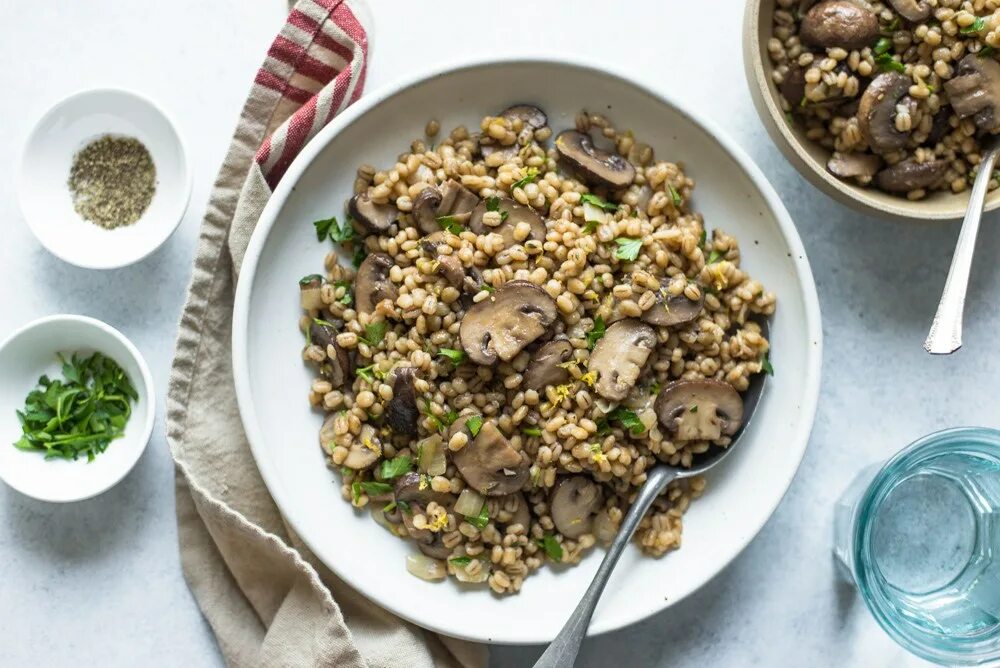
{"left": 68, "top": 135, "right": 156, "bottom": 229}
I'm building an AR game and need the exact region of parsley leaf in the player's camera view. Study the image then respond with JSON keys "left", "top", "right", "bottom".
{"left": 690, "top": 405, "right": 699, "bottom": 413}
{"left": 607, "top": 407, "right": 645, "bottom": 435}
{"left": 761, "top": 352, "right": 775, "bottom": 376}
{"left": 586, "top": 315, "right": 606, "bottom": 350}
{"left": 379, "top": 456, "right": 413, "bottom": 480}
{"left": 361, "top": 321, "right": 387, "bottom": 347}
{"left": 582, "top": 219, "right": 600, "bottom": 234}
{"left": 522, "top": 426, "right": 542, "bottom": 437}
{"left": 873, "top": 37, "right": 892, "bottom": 56}
{"left": 707, "top": 249, "right": 724, "bottom": 264}
{"left": 437, "top": 215, "right": 464, "bottom": 235}
{"left": 961, "top": 17, "right": 986, "bottom": 34}
{"left": 449, "top": 556, "right": 472, "bottom": 567}
{"left": 512, "top": 167, "right": 540, "bottom": 190}
{"left": 437, "top": 348, "right": 466, "bottom": 364}
{"left": 614, "top": 237, "right": 643, "bottom": 262}
{"left": 668, "top": 184, "right": 682, "bottom": 208}
{"left": 875, "top": 53, "right": 905, "bottom": 73}
{"left": 580, "top": 193, "right": 617, "bottom": 212}
{"left": 352, "top": 480, "right": 393, "bottom": 501}
{"left": 480, "top": 284, "right": 495, "bottom": 294}
{"left": 466, "top": 416, "right": 483, "bottom": 437}
{"left": 980, "top": 45, "right": 997, "bottom": 58}
{"left": 649, "top": 381, "right": 661, "bottom": 395}
{"left": 466, "top": 502, "right": 489, "bottom": 529}
{"left": 538, "top": 535, "right": 563, "bottom": 562}
{"left": 356, "top": 364, "right": 378, "bottom": 383}
{"left": 699, "top": 228, "right": 707, "bottom": 248}
{"left": 313, "top": 216, "right": 338, "bottom": 242}
{"left": 314, "top": 216, "right": 356, "bottom": 244}
{"left": 485, "top": 196, "right": 509, "bottom": 222}
{"left": 441, "top": 409, "right": 459, "bottom": 427}
{"left": 880, "top": 17, "right": 900, "bottom": 35}
{"left": 334, "top": 279, "right": 353, "bottom": 305}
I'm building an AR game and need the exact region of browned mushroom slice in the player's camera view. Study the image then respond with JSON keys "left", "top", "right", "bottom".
{"left": 412, "top": 186, "right": 443, "bottom": 235}
{"left": 453, "top": 421, "right": 529, "bottom": 496}
{"left": 434, "top": 254, "right": 466, "bottom": 288}
{"left": 827, "top": 152, "right": 883, "bottom": 179}
{"left": 468, "top": 196, "right": 546, "bottom": 247}
{"left": 502, "top": 105, "right": 547, "bottom": 132}
{"left": 858, "top": 73, "right": 912, "bottom": 155}
{"left": 459, "top": 280, "right": 558, "bottom": 365}
{"left": 385, "top": 367, "right": 419, "bottom": 436}
{"left": 550, "top": 476, "right": 603, "bottom": 539}
{"left": 394, "top": 471, "right": 455, "bottom": 509}
{"left": 799, "top": 0, "right": 880, "bottom": 51}
{"left": 349, "top": 192, "right": 399, "bottom": 235}
{"left": 779, "top": 66, "right": 807, "bottom": 110}
{"left": 395, "top": 470, "right": 457, "bottom": 557}
{"left": 522, "top": 339, "right": 573, "bottom": 391}
{"left": 309, "top": 320, "right": 353, "bottom": 388}
{"left": 875, "top": 159, "right": 949, "bottom": 193}
{"left": 354, "top": 252, "right": 397, "bottom": 316}
{"left": 495, "top": 492, "right": 532, "bottom": 530}
{"left": 319, "top": 413, "right": 338, "bottom": 455}
{"left": 641, "top": 285, "right": 705, "bottom": 328}
{"left": 889, "top": 0, "right": 931, "bottom": 22}
{"left": 654, "top": 379, "right": 744, "bottom": 442}
{"left": 437, "top": 179, "right": 480, "bottom": 225}
{"left": 299, "top": 274, "right": 324, "bottom": 311}
{"left": 336, "top": 423, "right": 381, "bottom": 469}
{"left": 555, "top": 130, "right": 636, "bottom": 189}
{"left": 944, "top": 55, "right": 1000, "bottom": 132}
{"left": 589, "top": 319, "right": 656, "bottom": 401}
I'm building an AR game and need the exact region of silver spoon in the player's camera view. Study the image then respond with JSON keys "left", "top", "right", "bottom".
{"left": 533, "top": 320, "right": 770, "bottom": 668}
{"left": 924, "top": 137, "right": 1000, "bottom": 355}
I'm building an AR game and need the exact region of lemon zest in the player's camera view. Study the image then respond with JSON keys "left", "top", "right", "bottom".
{"left": 580, "top": 371, "right": 596, "bottom": 387}
{"left": 418, "top": 476, "right": 429, "bottom": 491}
{"left": 428, "top": 513, "right": 448, "bottom": 532}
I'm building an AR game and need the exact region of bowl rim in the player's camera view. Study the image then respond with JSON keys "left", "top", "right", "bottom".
{"left": 16, "top": 86, "right": 193, "bottom": 270}
{"left": 742, "top": 0, "right": 987, "bottom": 222}
{"left": 0, "top": 313, "right": 156, "bottom": 503}
{"left": 231, "top": 53, "right": 824, "bottom": 643}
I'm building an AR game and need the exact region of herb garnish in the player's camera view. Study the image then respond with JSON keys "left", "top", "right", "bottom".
{"left": 437, "top": 215, "right": 464, "bottom": 235}
{"left": 361, "top": 321, "right": 387, "bottom": 347}
{"left": 512, "top": 167, "right": 540, "bottom": 190}
{"left": 586, "top": 315, "right": 606, "bottom": 350}
{"left": 614, "top": 237, "right": 643, "bottom": 262}
{"left": 356, "top": 364, "right": 383, "bottom": 383}
{"left": 873, "top": 37, "right": 892, "bottom": 56}
{"left": 875, "top": 53, "right": 906, "bottom": 73}
{"left": 582, "top": 219, "right": 600, "bottom": 234}
{"left": 961, "top": 17, "right": 986, "bottom": 34}
{"left": 351, "top": 480, "right": 393, "bottom": 502}
{"left": 466, "top": 416, "right": 484, "bottom": 437}
{"left": 379, "top": 455, "right": 413, "bottom": 480}
{"left": 437, "top": 348, "right": 466, "bottom": 364}
{"left": 480, "top": 284, "right": 495, "bottom": 294}
{"left": 707, "top": 249, "right": 724, "bottom": 264}
{"left": 449, "top": 556, "right": 472, "bottom": 567}
{"left": 580, "top": 193, "right": 617, "bottom": 212}
{"left": 668, "top": 184, "right": 683, "bottom": 208}
{"left": 538, "top": 535, "right": 563, "bottom": 562}
{"left": 314, "top": 215, "right": 354, "bottom": 243}
{"left": 880, "top": 17, "right": 900, "bottom": 35}
{"left": 466, "top": 502, "right": 489, "bottom": 529}
{"left": 761, "top": 352, "right": 775, "bottom": 376}
{"left": 980, "top": 45, "right": 997, "bottom": 58}
{"left": 606, "top": 407, "right": 645, "bottom": 435}
{"left": 13, "top": 352, "right": 138, "bottom": 462}
{"left": 485, "top": 196, "right": 509, "bottom": 222}
{"left": 522, "top": 426, "right": 542, "bottom": 437}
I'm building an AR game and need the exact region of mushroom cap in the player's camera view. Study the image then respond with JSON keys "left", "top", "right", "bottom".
{"left": 341, "top": 424, "right": 381, "bottom": 469}
{"left": 299, "top": 275, "right": 324, "bottom": 311}
{"left": 469, "top": 196, "right": 546, "bottom": 247}
{"left": 459, "top": 280, "right": 558, "bottom": 365}
{"left": 827, "top": 152, "right": 883, "bottom": 179}
{"left": 354, "top": 252, "right": 398, "bottom": 316}
{"left": 889, "top": 0, "right": 931, "bottom": 22}
{"left": 394, "top": 471, "right": 455, "bottom": 508}
{"left": 349, "top": 192, "right": 399, "bottom": 234}
{"left": 589, "top": 319, "right": 657, "bottom": 401}
{"left": 385, "top": 366, "right": 419, "bottom": 436}
{"left": 496, "top": 492, "right": 532, "bottom": 530}
{"left": 501, "top": 104, "right": 547, "bottom": 131}
{"left": 522, "top": 338, "right": 574, "bottom": 391}
{"left": 434, "top": 254, "right": 467, "bottom": 288}
{"left": 858, "top": 73, "right": 912, "bottom": 155}
{"left": 437, "top": 179, "right": 481, "bottom": 224}
{"left": 944, "top": 55, "right": 1000, "bottom": 132}
{"left": 555, "top": 130, "right": 636, "bottom": 190}
{"left": 799, "top": 0, "right": 880, "bottom": 51}
{"left": 875, "top": 159, "right": 949, "bottom": 193}
{"left": 309, "top": 320, "right": 353, "bottom": 388}
{"left": 453, "top": 420, "right": 529, "bottom": 496}
{"left": 550, "top": 476, "right": 603, "bottom": 539}
{"left": 640, "top": 285, "right": 705, "bottom": 328}
{"left": 319, "top": 413, "right": 338, "bottom": 455}
{"left": 412, "top": 186, "right": 443, "bottom": 235}
{"left": 654, "top": 379, "right": 744, "bottom": 442}
{"left": 779, "top": 66, "right": 807, "bottom": 109}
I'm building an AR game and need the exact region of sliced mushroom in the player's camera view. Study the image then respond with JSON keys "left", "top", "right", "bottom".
{"left": 654, "top": 379, "right": 744, "bottom": 442}
{"left": 319, "top": 413, "right": 338, "bottom": 455}
{"left": 502, "top": 104, "right": 547, "bottom": 133}
{"left": 799, "top": 0, "right": 880, "bottom": 51}
{"left": 589, "top": 319, "right": 656, "bottom": 401}
{"left": 495, "top": 492, "right": 531, "bottom": 530}
{"left": 340, "top": 423, "right": 381, "bottom": 469}
{"left": 468, "top": 196, "right": 546, "bottom": 247}
{"left": 309, "top": 320, "right": 353, "bottom": 388}
{"left": 354, "top": 252, "right": 397, "bottom": 316}
{"left": 299, "top": 275, "right": 324, "bottom": 311}
{"left": 875, "top": 159, "right": 949, "bottom": 193}
{"left": 944, "top": 55, "right": 1000, "bottom": 132}
{"left": 349, "top": 192, "right": 399, "bottom": 235}
{"left": 555, "top": 130, "right": 636, "bottom": 190}
{"left": 459, "top": 280, "right": 558, "bottom": 365}
{"left": 858, "top": 73, "right": 912, "bottom": 155}
{"left": 780, "top": 66, "right": 807, "bottom": 110}
{"left": 437, "top": 179, "right": 480, "bottom": 225}
{"left": 640, "top": 285, "right": 705, "bottom": 328}
{"left": 412, "top": 186, "right": 443, "bottom": 235}
{"left": 394, "top": 471, "right": 454, "bottom": 509}
{"left": 453, "top": 420, "right": 529, "bottom": 496}
{"left": 434, "top": 254, "right": 466, "bottom": 288}
{"left": 926, "top": 109, "right": 952, "bottom": 146}
{"left": 889, "top": 0, "right": 931, "bottom": 22}
{"left": 827, "top": 152, "right": 883, "bottom": 179}
{"left": 385, "top": 367, "right": 419, "bottom": 436}
{"left": 550, "top": 476, "right": 603, "bottom": 539}
{"left": 522, "top": 339, "right": 573, "bottom": 391}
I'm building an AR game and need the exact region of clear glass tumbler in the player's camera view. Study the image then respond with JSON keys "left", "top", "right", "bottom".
{"left": 835, "top": 427, "right": 1000, "bottom": 665}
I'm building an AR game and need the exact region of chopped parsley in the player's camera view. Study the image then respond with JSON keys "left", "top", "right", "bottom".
{"left": 449, "top": 556, "right": 473, "bottom": 567}
{"left": 761, "top": 352, "right": 775, "bottom": 376}
{"left": 880, "top": 17, "right": 900, "bottom": 35}
{"left": 351, "top": 480, "right": 393, "bottom": 502}
{"left": 707, "top": 249, "right": 724, "bottom": 264}
{"left": 614, "top": 237, "right": 643, "bottom": 262}
{"left": 580, "top": 193, "right": 618, "bottom": 212}
{"left": 437, "top": 215, "right": 464, "bottom": 235}
{"left": 485, "top": 196, "right": 509, "bottom": 222}
{"left": 980, "top": 45, "right": 997, "bottom": 59}
{"left": 538, "top": 535, "right": 563, "bottom": 562}
{"left": 356, "top": 364, "right": 382, "bottom": 383}
{"left": 466, "top": 415, "right": 483, "bottom": 437}
{"left": 873, "top": 37, "right": 892, "bottom": 56}
{"left": 352, "top": 244, "right": 368, "bottom": 269}
{"left": 690, "top": 404, "right": 699, "bottom": 413}
{"left": 334, "top": 279, "right": 353, "bottom": 305}
{"left": 607, "top": 407, "right": 644, "bottom": 435}
{"left": 466, "top": 502, "right": 489, "bottom": 529}
{"left": 649, "top": 381, "right": 661, "bottom": 395}
{"left": 586, "top": 315, "right": 606, "bottom": 350}
{"left": 875, "top": 53, "right": 906, "bottom": 73}
{"left": 511, "top": 166, "right": 540, "bottom": 190}
{"left": 313, "top": 216, "right": 354, "bottom": 243}
{"left": 699, "top": 228, "right": 708, "bottom": 248}
{"left": 668, "top": 184, "right": 682, "bottom": 208}
{"left": 437, "top": 348, "right": 466, "bottom": 364}
{"left": 522, "top": 426, "right": 543, "bottom": 437}
{"left": 961, "top": 17, "right": 986, "bottom": 34}
{"left": 378, "top": 455, "right": 412, "bottom": 480}
{"left": 582, "top": 219, "right": 600, "bottom": 234}
{"left": 361, "top": 321, "right": 387, "bottom": 347}
{"left": 480, "top": 284, "right": 495, "bottom": 294}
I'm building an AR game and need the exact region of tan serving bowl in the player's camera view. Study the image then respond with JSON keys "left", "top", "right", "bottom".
{"left": 743, "top": 0, "right": 1000, "bottom": 221}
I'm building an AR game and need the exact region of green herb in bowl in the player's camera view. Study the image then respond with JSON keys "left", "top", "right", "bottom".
{"left": 13, "top": 351, "right": 138, "bottom": 462}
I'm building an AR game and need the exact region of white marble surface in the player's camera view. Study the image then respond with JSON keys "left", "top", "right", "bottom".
{"left": 0, "top": 0, "right": 993, "bottom": 665}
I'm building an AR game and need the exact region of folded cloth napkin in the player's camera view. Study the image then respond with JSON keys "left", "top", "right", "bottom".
{"left": 165, "top": 2, "right": 488, "bottom": 666}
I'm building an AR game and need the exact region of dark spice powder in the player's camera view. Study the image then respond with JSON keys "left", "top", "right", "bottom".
{"left": 68, "top": 135, "right": 157, "bottom": 229}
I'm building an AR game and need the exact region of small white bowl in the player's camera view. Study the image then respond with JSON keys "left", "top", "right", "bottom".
{"left": 0, "top": 315, "right": 155, "bottom": 503}
{"left": 18, "top": 89, "right": 191, "bottom": 269}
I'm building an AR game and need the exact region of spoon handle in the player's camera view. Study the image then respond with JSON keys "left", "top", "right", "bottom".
{"left": 532, "top": 466, "right": 679, "bottom": 668}
{"left": 924, "top": 146, "right": 1000, "bottom": 355}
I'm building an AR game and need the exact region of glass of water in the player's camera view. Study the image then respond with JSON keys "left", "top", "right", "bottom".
{"left": 835, "top": 427, "right": 1000, "bottom": 665}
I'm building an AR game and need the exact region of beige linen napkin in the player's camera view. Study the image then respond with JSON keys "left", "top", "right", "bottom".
{"left": 165, "top": 2, "right": 487, "bottom": 666}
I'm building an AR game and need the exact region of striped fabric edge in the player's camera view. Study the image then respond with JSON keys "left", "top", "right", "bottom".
{"left": 253, "top": 0, "right": 368, "bottom": 188}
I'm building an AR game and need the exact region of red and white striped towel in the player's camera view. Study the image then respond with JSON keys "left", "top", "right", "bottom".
{"left": 167, "top": 2, "right": 487, "bottom": 666}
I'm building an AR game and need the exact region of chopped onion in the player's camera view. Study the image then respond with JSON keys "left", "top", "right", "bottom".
{"left": 455, "top": 489, "right": 485, "bottom": 517}
{"left": 593, "top": 510, "right": 618, "bottom": 545}
{"left": 582, "top": 202, "right": 608, "bottom": 227}
{"left": 406, "top": 553, "right": 446, "bottom": 581}
{"left": 595, "top": 398, "right": 616, "bottom": 415}
{"left": 452, "top": 559, "right": 490, "bottom": 584}
{"left": 418, "top": 434, "right": 446, "bottom": 476}
{"left": 638, "top": 408, "right": 657, "bottom": 432}
{"left": 300, "top": 287, "right": 323, "bottom": 311}
{"left": 635, "top": 185, "right": 654, "bottom": 214}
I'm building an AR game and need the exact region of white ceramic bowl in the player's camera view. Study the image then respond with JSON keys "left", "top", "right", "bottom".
{"left": 232, "top": 56, "right": 823, "bottom": 644}
{"left": 0, "top": 315, "right": 154, "bottom": 502}
{"left": 18, "top": 89, "right": 191, "bottom": 269}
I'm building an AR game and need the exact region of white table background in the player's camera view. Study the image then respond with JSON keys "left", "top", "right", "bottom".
{"left": 0, "top": 1, "right": 992, "bottom": 665}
